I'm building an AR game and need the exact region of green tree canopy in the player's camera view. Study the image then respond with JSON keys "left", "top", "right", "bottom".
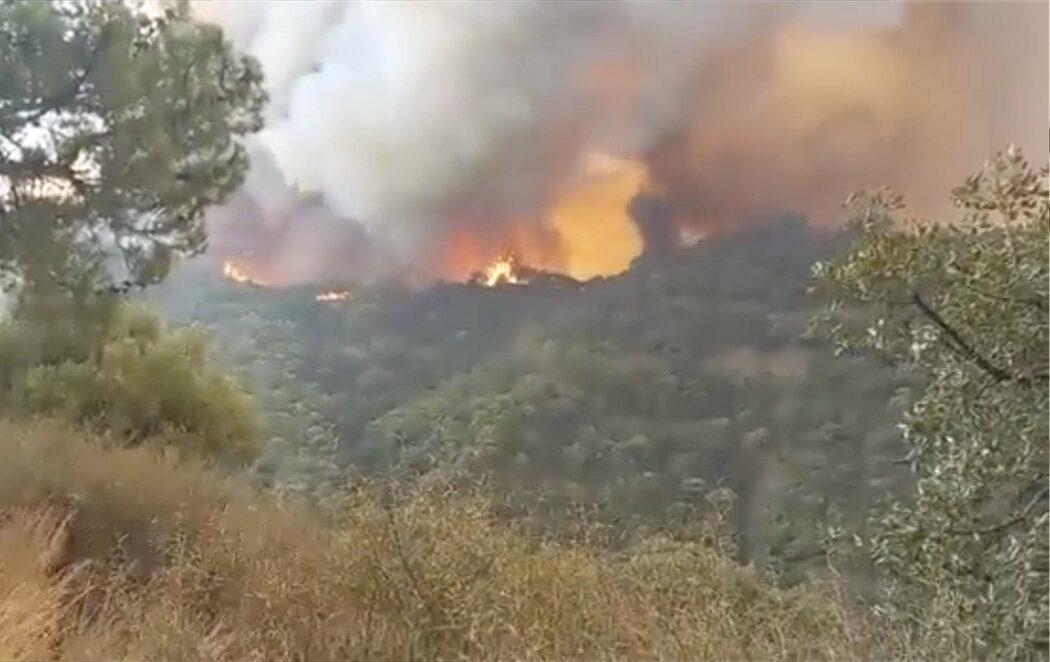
{"left": 0, "top": 0, "right": 265, "bottom": 296}
{"left": 814, "top": 147, "right": 1049, "bottom": 659}
{"left": 0, "top": 301, "right": 261, "bottom": 465}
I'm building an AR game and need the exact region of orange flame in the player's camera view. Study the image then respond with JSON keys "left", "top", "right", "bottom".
{"left": 315, "top": 289, "right": 352, "bottom": 303}
{"left": 223, "top": 150, "right": 650, "bottom": 288}
{"left": 222, "top": 258, "right": 274, "bottom": 287}
{"left": 435, "top": 152, "right": 648, "bottom": 284}
{"left": 222, "top": 260, "right": 253, "bottom": 284}
{"left": 546, "top": 152, "right": 644, "bottom": 280}
{"left": 481, "top": 254, "right": 526, "bottom": 287}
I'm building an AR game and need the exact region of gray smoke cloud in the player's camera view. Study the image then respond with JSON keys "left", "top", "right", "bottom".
{"left": 191, "top": 0, "right": 1045, "bottom": 283}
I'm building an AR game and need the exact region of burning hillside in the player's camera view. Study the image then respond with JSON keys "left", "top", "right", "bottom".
{"left": 194, "top": 2, "right": 1044, "bottom": 289}
{"left": 428, "top": 152, "right": 655, "bottom": 284}
{"left": 221, "top": 257, "right": 354, "bottom": 304}
{"left": 476, "top": 254, "right": 527, "bottom": 287}
{"left": 215, "top": 149, "right": 667, "bottom": 290}
{"left": 222, "top": 259, "right": 271, "bottom": 287}
{"left": 315, "top": 289, "right": 352, "bottom": 303}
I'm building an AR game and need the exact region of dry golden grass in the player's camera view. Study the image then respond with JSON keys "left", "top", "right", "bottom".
{"left": 0, "top": 418, "right": 868, "bottom": 661}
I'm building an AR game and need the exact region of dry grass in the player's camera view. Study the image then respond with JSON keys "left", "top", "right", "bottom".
{"left": 0, "top": 418, "right": 868, "bottom": 661}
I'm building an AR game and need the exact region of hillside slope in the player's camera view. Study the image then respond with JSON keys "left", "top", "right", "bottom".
{"left": 0, "top": 419, "right": 865, "bottom": 661}
{"left": 151, "top": 219, "right": 914, "bottom": 575}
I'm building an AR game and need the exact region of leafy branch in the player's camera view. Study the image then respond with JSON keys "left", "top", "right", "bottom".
{"left": 948, "top": 485, "right": 1050, "bottom": 536}
{"left": 0, "top": 24, "right": 112, "bottom": 130}
{"left": 910, "top": 293, "right": 1040, "bottom": 384}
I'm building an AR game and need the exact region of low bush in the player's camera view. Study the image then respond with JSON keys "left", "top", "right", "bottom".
{"left": 0, "top": 418, "right": 866, "bottom": 661}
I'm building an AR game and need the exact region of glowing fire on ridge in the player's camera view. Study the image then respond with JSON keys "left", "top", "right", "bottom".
{"left": 547, "top": 152, "right": 645, "bottom": 280}
{"left": 222, "top": 259, "right": 254, "bottom": 284}
{"left": 316, "top": 289, "right": 352, "bottom": 303}
{"left": 482, "top": 254, "right": 526, "bottom": 287}
{"left": 222, "top": 258, "right": 276, "bottom": 287}
{"left": 222, "top": 151, "right": 652, "bottom": 289}
{"left": 437, "top": 151, "right": 648, "bottom": 285}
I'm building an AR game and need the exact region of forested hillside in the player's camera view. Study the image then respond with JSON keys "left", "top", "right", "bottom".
{"left": 1, "top": 1, "right": 1045, "bottom": 659}
{"left": 150, "top": 216, "right": 915, "bottom": 579}
{"left": 4, "top": 152, "right": 1044, "bottom": 658}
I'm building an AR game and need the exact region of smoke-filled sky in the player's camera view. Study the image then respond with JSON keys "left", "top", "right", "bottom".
{"left": 192, "top": 0, "right": 1048, "bottom": 285}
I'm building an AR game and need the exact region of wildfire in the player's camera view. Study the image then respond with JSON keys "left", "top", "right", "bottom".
{"left": 222, "top": 259, "right": 255, "bottom": 285}
{"left": 436, "top": 151, "right": 649, "bottom": 285}
{"left": 315, "top": 289, "right": 352, "bottom": 303}
{"left": 545, "top": 152, "right": 645, "bottom": 279}
{"left": 481, "top": 254, "right": 526, "bottom": 287}
{"left": 221, "top": 258, "right": 276, "bottom": 287}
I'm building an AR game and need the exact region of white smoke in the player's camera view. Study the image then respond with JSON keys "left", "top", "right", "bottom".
{"left": 191, "top": 2, "right": 820, "bottom": 257}
{"left": 191, "top": 0, "right": 1043, "bottom": 280}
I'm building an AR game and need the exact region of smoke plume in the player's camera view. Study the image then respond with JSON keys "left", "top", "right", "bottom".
{"left": 192, "top": 1, "right": 1047, "bottom": 284}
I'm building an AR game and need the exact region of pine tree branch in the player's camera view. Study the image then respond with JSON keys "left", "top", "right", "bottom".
{"left": 0, "top": 26, "right": 111, "bottom": 130}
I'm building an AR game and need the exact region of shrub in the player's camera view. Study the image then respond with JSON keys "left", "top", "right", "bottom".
{"left": 0, "top": 304, "right": 259, "bottom": 465}
{"left": 0, "top": 418, "right": 867, "bottom": 661}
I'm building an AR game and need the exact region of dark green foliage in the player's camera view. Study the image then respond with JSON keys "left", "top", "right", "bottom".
{"left": 154, "top": 217, "right": 912, "bottom": 578}
{"left": 0, "top": 0, "right": 266, "bottom": 467}
{"left": 814, "top": 147, "right": 1049, "bottom": 659}
{"left": 0, "top": 301, "right": 260, "bottom": 465}
{"left": 0, "top": 0, "right": 265, "bottom": 293}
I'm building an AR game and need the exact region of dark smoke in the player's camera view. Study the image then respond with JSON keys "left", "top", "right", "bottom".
{"left": 208, "top": 191, "right": 395, "bottom": 285}
{"left": 627, "top": 193, "right": 677, "bottom": 259}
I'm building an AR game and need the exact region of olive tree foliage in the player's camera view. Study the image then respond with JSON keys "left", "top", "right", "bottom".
{"left": 0, "top": 0, "right": 265, "bottom": 299}
{"left": 813, "top": 148, "right": 1049, "bottom": 659}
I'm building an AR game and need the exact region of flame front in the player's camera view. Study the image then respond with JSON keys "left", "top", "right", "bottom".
{"left": 316, "top": 289, "right": 352, "bottom": 303}
{"left": 482, "top": 255, "right": 525, "bottom": 287}
{"left": 222, "top": 258, "right": 277, "bottom": 287}
{"left": 432, "top": 151, "right": 648, "bottom": 285}
{"left": 223, "top": 150, "right": 650, "bottom": 288}
{"left": 222, "top": 260, "right": 253, "bottom": 284}
{"left": 547, "top": 152, "right": 645, "bottom": 279}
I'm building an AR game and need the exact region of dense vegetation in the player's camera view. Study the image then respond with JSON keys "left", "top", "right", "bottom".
{"left": 0, "top": 300, "right": 259, "bottom": 464}
{"left": 0, "top": 0, "right": 265, "bottom": 466}
{"left": 147, "top": 150, "right": 1047, "bottom": 658}
{"left": 0, "top": 420, "right": 866, "bottom": 662}
{"left": 0, "top": 2, "right": 1045, "bottom": 660}
{"left": 815, "top": 148, "right": 1049, "bottom": 658}
{"left": 0, "top": 0, "right": 264, "bottom": 297}
{"left": 152, "top": 217, "right": 915, "bottom": 583}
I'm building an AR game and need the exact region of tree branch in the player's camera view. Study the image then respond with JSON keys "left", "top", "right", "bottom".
{"left": 911, "top": 293, "right": 1015, "bottom": 382}
{"left": 956, "top": 280, "right": 1048, "bottom": 312}
{"left": 948, "top": 486, "right": 1050, "bottom": 536}
{"left": 0, "top": 125, "right": 112, "bottom": 201}
{"left": 783, "top": 547, "right": 829, "bottom": 564}
{"left": 385, "top": 503, "right": 424, "bottom": 602}
{"left": 1, "top": 27, "right": 111, "bottom": 130}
